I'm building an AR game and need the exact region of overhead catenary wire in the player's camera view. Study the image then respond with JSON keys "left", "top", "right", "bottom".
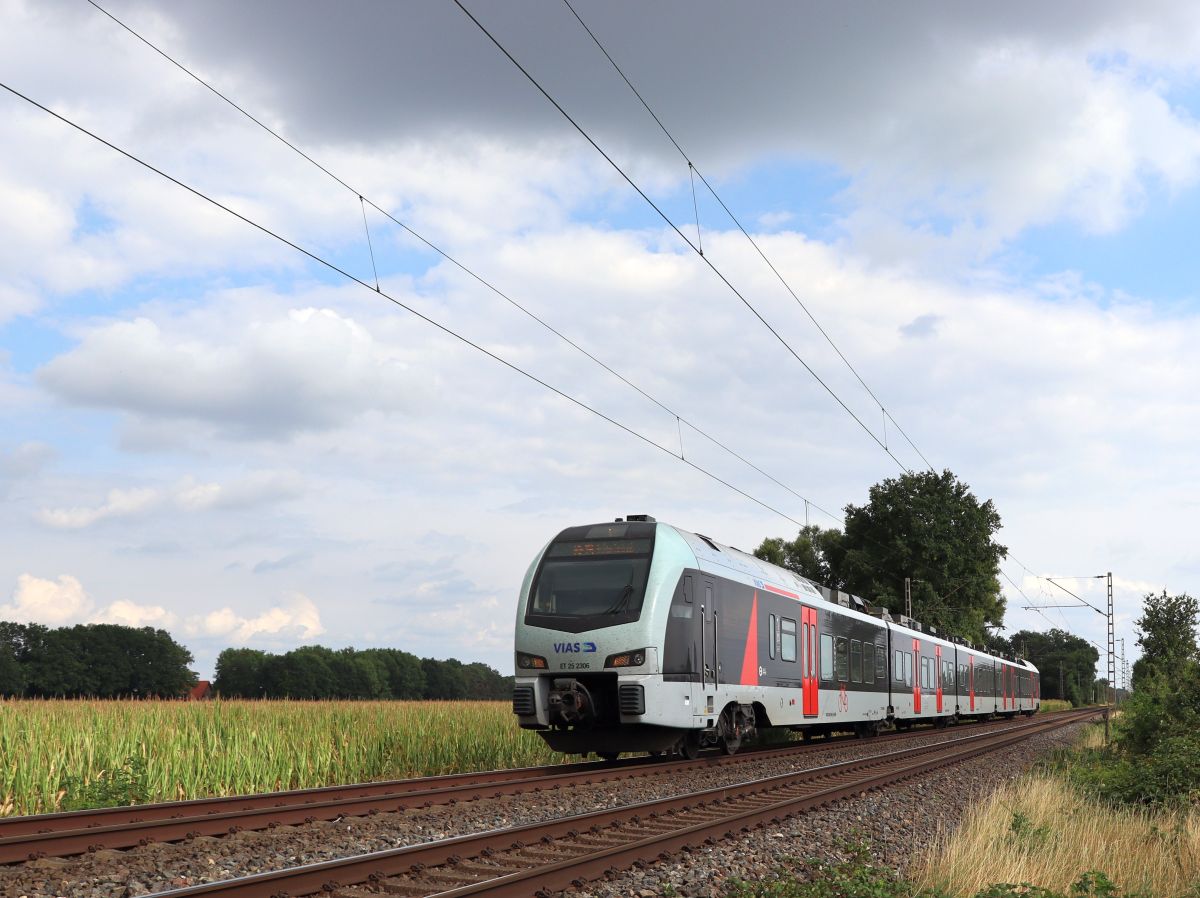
{"left": 525, "top": 0, "right": 1115, "bottom": 653}
{"left": 557, "top": 0, "right": 936, "bottom": 474}
{"left": 81, "top": 1, "right": 1063, "bottom": 632}
{"left": 84, "top": 0, "right": 849, "bottom": 533}
{"left": 450, "top": 0, "right": 913, "bottom": 474}
{"left": 0, "top": 78, "right": 831, "bottom": 533}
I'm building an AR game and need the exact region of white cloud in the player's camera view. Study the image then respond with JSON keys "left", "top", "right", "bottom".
{"left": 36, "top": 486, "right": 160, "bottom": 529}
{"left": 93, "top": 599, "right": 176, "bottom": 628}
{"left": 0, "top": 573, "right": 93, "bottom": 626}
{"left": 35, "top": 471, "right": 303, "bottom": 530}
{"left": 0, "top": 441, "right": 55, "bottom": 479}
{"left": 186, "top": 594, "right": 325, "bottom": 642}
{"left": 0, "top": 573, "right": 173, "bottom": 629}
{"left": 38, "top": 307, "right": 422, "bottom": 438}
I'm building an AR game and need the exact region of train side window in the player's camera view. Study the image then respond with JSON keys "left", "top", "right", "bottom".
{"left": 820, "top": 634, "right": 834, "bottom": 680}
{"left": 905, "top": 652, "right": 913, "bottom": 687}
{"left": 893, "top": 650, "right": 904, "bottom": 684}
{"left": 835, "top": 636, "right": 849, "bottom": 681}
{"left": 875, "top": 644, "right": 886, "bottom": 681}
{"left": 850, "top": 640, "right": 862, "bottom": 683}
{"left": 768, "top": 615, "right": 776, "bottom": 660}
{"left": 781, "top": 617, "right": 797, "bottom": 662}
{"left": 863, "top": 643, "right": 874, "bottom": 685}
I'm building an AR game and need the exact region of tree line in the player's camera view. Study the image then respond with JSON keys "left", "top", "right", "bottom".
{"left": 991, "top": 627, "right": 1100, "bottom": 704}
{"left": 0, "top": 621, "right": 196, "bottom": 698}
{"left": 212, "top": 645, "right": 513, "bottom": 700}
{"left": 0, "top": 620, "right": 512, "bottom": 700}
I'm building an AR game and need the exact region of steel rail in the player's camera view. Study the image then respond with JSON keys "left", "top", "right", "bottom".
{"left": 0, "top": 712, "right": 1053, "bottom": 861}
{"left": 129, "top": 710, "right": 1095, "bottom": 898}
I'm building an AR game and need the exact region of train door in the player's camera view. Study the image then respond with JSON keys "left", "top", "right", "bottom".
{"left": 801, "top": 605, "right": 818, "bottom": 717}
{"left": 912, "top": 638, "right": 922, "bottom": 714}
{"left": 935, "top": 645, "right": 943, "bottom": 713}
{"left": 969, "top": 655, "right": 975, "bottom": 712}
{"left": 698, "top": 578, "right": 718, "bottom": 717}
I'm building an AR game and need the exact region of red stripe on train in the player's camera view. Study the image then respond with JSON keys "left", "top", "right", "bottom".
{"left": 763, "top": 583, "right": 800, "bottom": 599}
{"left": 740, "top": 591, "right": 759, "bottom": 686}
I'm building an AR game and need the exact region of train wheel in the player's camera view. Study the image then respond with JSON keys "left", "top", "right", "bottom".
{"left": 679, "top": 731, "right": 701, "bottom": 760}
{"left": 597, "top": 751, "right": 620, "bottom": 762}
{"left": 719, "top": 705, "right": 748, "bottom": 755}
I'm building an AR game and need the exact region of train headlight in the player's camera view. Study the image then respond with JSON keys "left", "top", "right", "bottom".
{"left": 516, "top": 652, "right": 548, "bottom": 669}
{"left": 605, "top": 648, "right": 648, "bottom": 668}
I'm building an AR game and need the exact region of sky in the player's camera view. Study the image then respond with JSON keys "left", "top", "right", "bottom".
{"left": 2, "top": 0, "right": 1197, "bottom": 681}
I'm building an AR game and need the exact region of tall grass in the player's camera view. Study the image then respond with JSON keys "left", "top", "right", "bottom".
{"left": 0, "top": 699, "right": 568, "bottom": 816}
{"left": 1037, "top": 699, "right": 1072, "bottom": 713}
{"left": 914, "top": 771, "right": 1200, "bottom": 896}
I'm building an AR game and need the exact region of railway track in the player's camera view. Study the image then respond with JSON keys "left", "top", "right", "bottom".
{"left": 123, "top": 709, "right": 1094, "bottom": 898}
{"left": 0, "top": 712, "right": 1066, "bottom": 864}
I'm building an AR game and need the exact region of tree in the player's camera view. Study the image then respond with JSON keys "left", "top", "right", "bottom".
{"left": 331, "top": 648, "right": 387, "bottom": 699}
{"left": 1007, "top": 628, "right": 1099, "bottom": 704}
{"left": 0, "top": 623, "right": 28, "bottom": 696}
{"left": 24, "top": 627, "right": 87, "bottom": 696}
{"left": 1132, "top": 590, "right": 1198, "bottom": 687}
{"left": 363, "top": 649, "right": 425, "bottom": 699}
{"left": 755, "top": 470, "right": 1006, "bottom": 643}
{"left": 754, "top": 525, "right": 847, "bottom": 590}
{"left": 214, "top": 648, "right": 269, "bottom": 697}
{"left": 422, "top": 657, "right": 467, "bottom": 699}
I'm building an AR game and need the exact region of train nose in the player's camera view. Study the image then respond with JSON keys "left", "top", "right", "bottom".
{"left": 547, "top": 678, "right": 597, "bottom": 727}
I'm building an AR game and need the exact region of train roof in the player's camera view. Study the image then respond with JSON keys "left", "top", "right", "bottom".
{"left": 599, "top": 515, "right": 1034, "bottom": 669}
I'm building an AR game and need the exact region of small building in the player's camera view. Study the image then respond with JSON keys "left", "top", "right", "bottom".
{"left": 187, "top": 680, "right": 212, "bottom": 701}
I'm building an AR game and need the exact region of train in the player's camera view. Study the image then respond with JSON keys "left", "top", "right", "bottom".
{"left": 512, "top": 516, "right": 1039, "bottom": 758}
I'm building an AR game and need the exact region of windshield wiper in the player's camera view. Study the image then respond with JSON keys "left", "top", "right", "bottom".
{"left": 603, "top": 583, "right": 635, "bottom": 615}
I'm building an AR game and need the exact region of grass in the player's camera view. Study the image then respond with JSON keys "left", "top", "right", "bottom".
{"left": 913, "top": 748, "right": 1200, "bottom": 896}
{"left": 0, "top": 699, "right": 569, "bottom": 816}
{"left": 1037, "top": 699, "right": 1072, "bottom": 713}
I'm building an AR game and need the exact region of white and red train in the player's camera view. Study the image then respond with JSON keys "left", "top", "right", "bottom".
{"left": 512, "top": 517, "right": 1039, "bottom": 758}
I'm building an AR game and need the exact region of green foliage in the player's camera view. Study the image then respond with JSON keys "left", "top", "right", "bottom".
{"left": 58, "top": 755, "right": 151, "bottom": 811}
{"left": 0, "top": 642, "right": 25, "bottom": 696}
{"left": 213, "top": 647, "right": 269, "bottom": 696}
{"left": 972, "top": 872, "right": 1140, "bottom": 898}
{"left": 724, "top": 841, "right": 1139, "bottom": 898}
{"left": 1132, "top": 590, "right": 1198, "bottom": 687}
{"left": 1065, "top": 729, "right": 1200, "bottom": 808}
{"left": 754, "top": 470, "right": 1006, "bottom": 643}
{"left": 726, "top": 841, "right": 938, "bottom": 898}
{"left": 755, "top": 525, "right": 847, "bottom": 590}
{"left": 212, "top": 645, "right": 508, "bottom": 700}
{"left": 1049, "top": 590, "right": 1200, "bottom": 808}
{"left": 0, "top": 620, "right": 196, "bottom": 698}
{"left": 1007, "top": 628, "right": 1099, "bottom": 703}
{"left": 1008, "top": 806, "right": 1056, "bottom": 849}
{"left": 1, "top": 699, "right": 566, "bottom": 816}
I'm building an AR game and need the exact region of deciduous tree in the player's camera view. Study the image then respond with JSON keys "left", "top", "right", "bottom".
{"left": 755, "top": 470, "right": 1006, "bottom": 643}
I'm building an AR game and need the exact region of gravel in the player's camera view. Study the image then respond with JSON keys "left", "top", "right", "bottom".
{"left": 565, "top": 720, "right": 1088, "bottom": 898}
{"left": 0, "top": 717, "right": 1083, "bottom": 898}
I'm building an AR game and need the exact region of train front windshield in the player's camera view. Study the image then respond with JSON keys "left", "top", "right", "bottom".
{"left": 526, "top": 537, "right": 653, "bottom": 629}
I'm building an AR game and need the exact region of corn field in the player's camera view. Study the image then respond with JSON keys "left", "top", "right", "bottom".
{"left": 0, "top": 699, "right": 568, "bottom": 816}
